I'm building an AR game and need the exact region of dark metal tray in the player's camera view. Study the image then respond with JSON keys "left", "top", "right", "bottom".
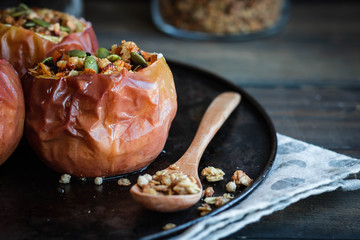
{"left": 0, "top": 60, "right": 277, "bottom": 240}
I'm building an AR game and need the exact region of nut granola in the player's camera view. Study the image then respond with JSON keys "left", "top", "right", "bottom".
{"left": 201, "top": 166, "right": 225, "bottom": 182}
{"left": 231, "top": 170, "right": 253, "bottom": 187}
{"left": 136, "top": 170, "right": 201, "bottom": 195}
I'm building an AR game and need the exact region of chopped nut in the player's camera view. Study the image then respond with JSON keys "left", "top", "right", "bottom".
{"left": 204, "top": 193, "right": 234, "bottom": 207}
{"left": 231, "top": 170, "right": 253, "bottom": 187}
{"left": 204, "top": 197, "right": 217, "bottom": 205}
{"left": 169, "top": 164, "right": 179, "bottom": 170}
{"left": 214, "top": 196, "right": 230, "bottom": 207}
{"left": 59, "top": 174, "right": 71, "bottom": 184}
{"left": 117, "top": 178, "right": 131, "bottom": 186}
{"left": 204, "top": 187, "right": 214, "bottom": 197}
{"left": 143, "top": 174, "right": 152, "bottom": 181}
{"left": 223, "top": 193, "right": 234, "bottom": 199}
{"left": 94, "top": 177, "right": 103, "bottom": 185}
{"left": 143, "top": 186, "right": 157, "bottom": 195}
{"left": 137, "top": 175, "right": 150, "bottom": 187}
{"left": 136, "top": 170, "right": 201, "bottom": 195}
{"left": 198, "top": 203, "right": 212, "bottom": 216}
{"left": 163, "top": 223, "right": 176, "bottom": 230}
{"left": 226, "top": 181, "right": 237, "bottom": 192}
{"left": 201, "top": 166, "right": 225, "bottom": 182}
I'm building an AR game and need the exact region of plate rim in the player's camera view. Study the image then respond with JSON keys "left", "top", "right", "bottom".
{"left": 142, "top": 60, "right": 277, "bottom": 240}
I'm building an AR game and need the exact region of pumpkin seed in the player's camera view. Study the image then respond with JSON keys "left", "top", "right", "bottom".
{"left": 130, "top": 52, "right": 148, "bottom": 67}
{"left": 18, "top": 3, "right": 29, "bottom": 11}
{"left": 107, "top": 54, "right": 121, "bottom": 62}
{"left": 60, "top": 25, "right": 70, "bottom": 33}
{"left": 32, "top": 18, "right": 50, "bottom": 28}
{"left": 84, "top": 56, "right": 98, "bottom": 73}
{"left": 10, "top": 9, "right": 29, "bottom": 17}
{"left": 68, "top": 50, "right": 86, "bottom": 58}
{"left": 96, "top": 47, "right": 110, "bottom": 59}
{"left": 24, "top": 22, "right": 36, "bottom": 28}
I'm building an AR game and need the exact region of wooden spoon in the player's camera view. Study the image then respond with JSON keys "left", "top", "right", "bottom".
{"left": 130, "top": 92, "right": 241, "bottom": 212}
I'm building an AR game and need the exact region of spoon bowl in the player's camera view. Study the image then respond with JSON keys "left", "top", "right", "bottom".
{"left": 130, "top": 92, "right": 241, "bottom": 212}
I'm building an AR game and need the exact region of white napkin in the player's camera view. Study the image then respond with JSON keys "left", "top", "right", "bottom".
{"left": 175, "top": 133, "right": 360, "bottom": 240}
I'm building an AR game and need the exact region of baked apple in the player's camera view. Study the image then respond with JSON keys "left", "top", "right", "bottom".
{"left": 0, "top": 3, "right": 98, "bottom": 77}
{"left": 0, "top": 59, "right": 25, "bottom": 166}
{"left": 23, "top": 41, "right": 177, "bottom": 177}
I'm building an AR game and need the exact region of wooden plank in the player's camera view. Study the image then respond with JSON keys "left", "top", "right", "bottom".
{"left": 245, "top": 87, "right": 360, "bottom": 158}
{"left": 84, "top": 1, "right": 360, "bottom": 87}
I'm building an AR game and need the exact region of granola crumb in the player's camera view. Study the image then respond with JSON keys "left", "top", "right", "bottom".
{"left": 204, "top": 187, "right": 214, "bottom": 197}
{"left": 163, "top": 223, "right": 176, "bottom": 230}
{"left": 137, "top": 175, "right": 150, "bottom": 187}
{"left": 198, "top": 203, "right": 212, "bottom": 216}
{"left": 169, "top": 164, "right": 179, "bottom": 170}
{"left": 231, "top": 170, "right": 253, "bottom": 187}
{"left": 94, "top": 177, "right": 103, "bottom": 185}
{"left": 137, "top": 170, "right": 200, "bottom": 195}
{"left": 204, "top": 193, "right": 235, "bottom": 207}
{"left": 59, "top": 174, "right": 71, "bottom": 184}
{"left": 201, "top": 166, "right": 225, "bottom": 182}
{"left": 226, "top": 181, "right": 237, "bottom": 192}
{"left": 117, "top": 178, "right": 131, "bottom": 186}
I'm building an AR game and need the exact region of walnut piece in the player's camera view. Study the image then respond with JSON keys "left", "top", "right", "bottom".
{"left": 117, "top": 178, "right": 131, "bottom": 186}
{"left": 204, "top": 187, "right": 214, "bottom": 197}
{"left": 198, "top": 203, "right": 212, "bottom": 216}
{"left": 136, "top": 170, "right": 201, "bottom": 195}
{"left": 231, "top": 170, "right": 253, "bottom": 187}
{"left": 204, "top": 193, "right": 234, "bottom": 207}
{"left": 201, "top": 166, "right": 225, "bottom": 182}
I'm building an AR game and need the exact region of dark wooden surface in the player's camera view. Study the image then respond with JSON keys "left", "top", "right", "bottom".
{"left": 82, "top": 0, "right": 360, "bottom": 239}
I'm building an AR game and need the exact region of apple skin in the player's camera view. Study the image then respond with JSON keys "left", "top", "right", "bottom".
{"left": 0, "top": 59, "right": 25, "bottom": 166}
{"left": 23, "top": 57, "right": 177, "bottom": 178}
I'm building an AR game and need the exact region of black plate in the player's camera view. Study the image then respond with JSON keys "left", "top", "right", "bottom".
{"left": 0, "top": 60, "right": 277, "bottom": 240}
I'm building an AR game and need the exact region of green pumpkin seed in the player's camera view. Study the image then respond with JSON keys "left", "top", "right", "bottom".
{"left": 32, "top": 18, "right": 50, "bottom": 28}
{"left": 84, "top": 56, "right": 98, "bottom": 73}
{"left": 130, "top": 52, "right": 148, "bottom": 67}
{"left": 75, "top": 21, "right": 84, "bottom": 32}
{"left": 10, "top": 9, "right": 29, "bottom": 17}
{"left": 107, "top": 54, "right": 121, "bottom": 62}
{"left": 96, "top": 47, "right": 110, "bottom": 59}
{"left": 18, "top": 3, "right": 29, "bottom": 11}
{"left": 41, "top": 57, "right": 53, "bottom": 65}
{"left": 24, "top": 22, "right": 36, "bottom": 28}
{"left": 68, "top": 50, "right": 87, "bottom": 58}
{"left": 60, "top": 25, "right": 70, "bottom": 33}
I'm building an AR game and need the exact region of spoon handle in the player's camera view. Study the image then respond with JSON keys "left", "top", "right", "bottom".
{"left": 176, "top": 92, "right": 241, "bottom": 170}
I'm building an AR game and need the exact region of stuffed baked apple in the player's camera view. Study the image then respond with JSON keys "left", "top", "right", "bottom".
{"left": 0, "top": 59, "right": 25, "bottom": 166}
{"left": 23, "top": 41, "right": 177, "bottom": 178}
{"left": 0, "top": 3, "right": 98, "bottom": 77}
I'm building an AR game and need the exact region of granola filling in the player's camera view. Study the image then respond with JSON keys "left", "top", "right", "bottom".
{"left": 29, "top": 41, "right": 158, "bottom": 78}
{"left": 137, "top": 170, "right": 201, "bottom": 196}
{"left": 0, "top": 3, "right": 85, "bottom": 38}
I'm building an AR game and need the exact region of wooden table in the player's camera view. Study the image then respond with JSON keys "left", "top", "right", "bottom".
{"left": 83, "top": 1, "right": 360, "bottom": 239}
